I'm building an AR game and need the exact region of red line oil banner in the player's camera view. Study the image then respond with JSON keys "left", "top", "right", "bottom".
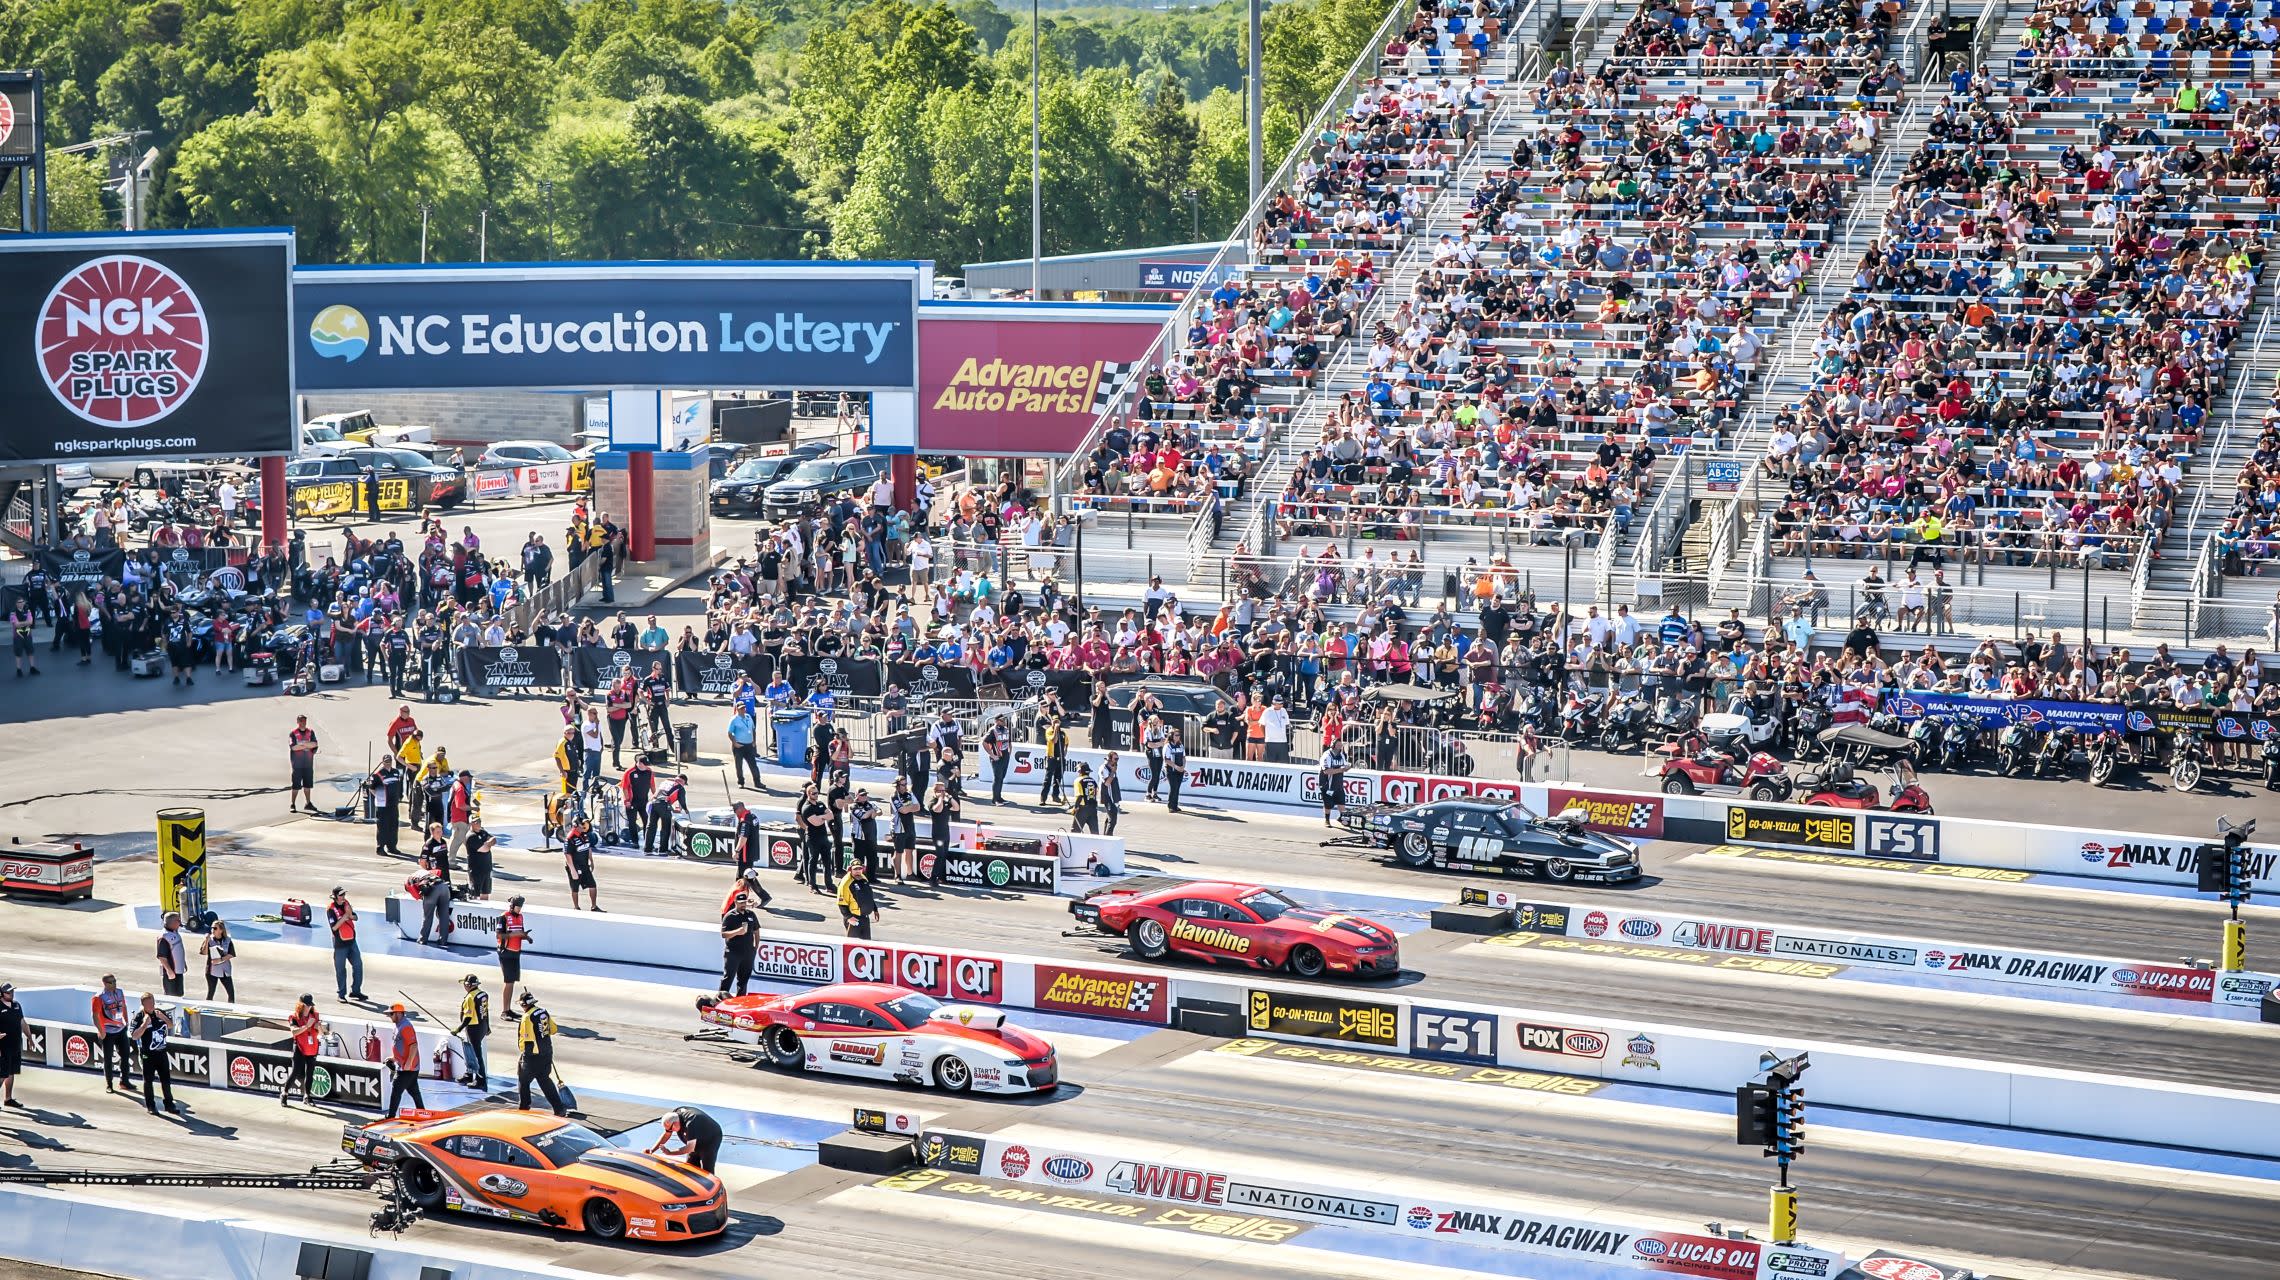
{"left": 916, "top": 304, "right": 1171, "bottom": 456}
{"left": 0, "top": 232, "right": 296, "bottom": 465}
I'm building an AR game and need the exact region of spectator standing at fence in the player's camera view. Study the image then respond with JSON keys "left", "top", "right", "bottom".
{"left": 1141, "top": 715, "right": 1168, "bottom": 801}
{"left": 728, "top": 704, "right": 762, "bottom": 789}
{"left": 1515, "top": 725, "right": 1544, "bottom": 783}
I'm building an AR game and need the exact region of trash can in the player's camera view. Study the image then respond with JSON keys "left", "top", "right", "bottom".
{"left": 675, "top": 722, "right": 699, "bottom": 764}
{"left": 773, "top": 709, "right": 812, "bottom": 769}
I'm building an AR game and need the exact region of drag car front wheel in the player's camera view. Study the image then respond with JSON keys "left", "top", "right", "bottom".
{"left": 764, "top": 1024, "right": 806, "bottom": 1069}
{"left": 1287, "top": 945, "right": 1327, "bottom": 979}
{"left": 583, "top": 1199, "right": 626, "bottom": 1241}
{"left": 934, "top": 1056, "right": 973, "bottom": 1093}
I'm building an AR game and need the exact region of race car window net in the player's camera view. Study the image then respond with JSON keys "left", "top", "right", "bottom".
{"left": 880, "top": 993, "right": 942, "bottom": 1029}
{"left": 527, "top": 1123, "right": 612, "bottom": 1169}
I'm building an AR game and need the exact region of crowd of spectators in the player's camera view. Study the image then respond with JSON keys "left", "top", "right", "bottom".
{"left": 1073, "top": 0, "right": 1512, "bottom": 515}
{"left": 1611, "top": 0, "right": 1906, "bottom": 68}
{"left": 1762, "top": 62, "right": 2267, "bottom": 571}
{"left": 2217, "top": 376, "right": 2280, "bottom": 575}
{"left": 2015, "top": 0, "right": 2280, "bottom": 78}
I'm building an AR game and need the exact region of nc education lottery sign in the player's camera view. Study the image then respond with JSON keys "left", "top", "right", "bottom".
{"left": 0, "top": 233, "right": 296, "bottom": 466}
{"left": 294, "top": 263, "right": 922, "bottom": 393}
{"left": 917, "top": 305, "right": 1168, "bottom": 455}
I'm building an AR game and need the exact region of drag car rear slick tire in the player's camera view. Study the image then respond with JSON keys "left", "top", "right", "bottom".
{"left": 1541, "top": 858, "right": 1575, "bottom": 883}
{"left": 1396, "top": 832, "right": 1435, "bottom": 868}
{"left": 1661, "top": 774, "right": 1695, "bottom": 795}
{"left": 583, "top": 1198, "right": 626, "bottom": 1241}
{"left": 1131, "top": 917, "right": 1170, "bottom": 960}
{"left": 934, "top": 1055, "right": 973, "bottom": 1093}
{"left": 1287, "top": 945, "right": 1327, "bottom": 979}
{"left": 764, "top": 1024, "right": 805, "bottom": 1069}
{"left": 400, "top": 1160, "right": 447, "bottom": 1210}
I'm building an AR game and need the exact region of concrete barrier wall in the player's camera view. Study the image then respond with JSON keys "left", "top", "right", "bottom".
{"left": 391, "top": 896, "right": 2280, "bottom": 1158}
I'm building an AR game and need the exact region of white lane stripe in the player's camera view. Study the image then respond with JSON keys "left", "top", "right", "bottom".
{"left": 830, "top": 1178, "right": 1485, "bottom": 1280}
{"left": 1172, "top": 1048, "right": 2280, "bottom": 1203}
{"left": 1682, "top": 847, "right": 2280, "bottom": 921}
{"left": 1457, "top": 938, "right": 2276, "bottom": 1038}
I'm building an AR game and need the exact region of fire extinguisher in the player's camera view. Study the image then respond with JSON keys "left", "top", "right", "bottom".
{"left": 432, "top": 1041, "right": 458, "bottom": 1081}
{"left": 361, "top": 1026, "right": 382, "bottom": 1062}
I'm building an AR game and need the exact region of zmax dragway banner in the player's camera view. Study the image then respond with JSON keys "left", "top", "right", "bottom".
{"left": 295, "top": 263, "right": 922, "bottom": 393}
{"left": 0, "top": 232, "right": 297, "bottom": 466}
{"left": 917, "top": 306, "right": 1169, "bottom": 456}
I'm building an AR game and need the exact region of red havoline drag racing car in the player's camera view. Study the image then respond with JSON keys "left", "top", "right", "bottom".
{"left": 695, "top": 982, "right": 1058, "bottom": 1094}
{"left": 1070, "top": 877, "right": 1401, "bottom": 978}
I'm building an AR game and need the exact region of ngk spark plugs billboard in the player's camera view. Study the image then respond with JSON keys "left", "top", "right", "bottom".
{"left": 295, "top": 263, "right": 923, "bottom": 393}
{"left": 917, "top": 302, "right": 1169, "bottom": 456}
{"left": 0, "top": 232, "right": 296, "bottom": 465}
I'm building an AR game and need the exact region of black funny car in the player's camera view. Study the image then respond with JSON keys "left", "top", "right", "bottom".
{"left": 1342, "top": 798, "right": 1642, "bottom": 883}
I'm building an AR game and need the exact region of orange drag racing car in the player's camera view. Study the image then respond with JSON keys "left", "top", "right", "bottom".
{"left": 343, "top": 1108, "right": 727, "bottom": 1242}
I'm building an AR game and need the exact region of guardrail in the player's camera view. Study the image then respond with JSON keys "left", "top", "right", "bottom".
{"left": 503, "top": 553, "right": 599, "bottom": 634}
{"left": 1046, "top": 0, "right": 1425, "bottom": 505}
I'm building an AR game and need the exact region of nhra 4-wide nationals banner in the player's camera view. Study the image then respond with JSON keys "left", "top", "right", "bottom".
{"left": 917, "top": 303, "right": 1169, "bottom": 456}
{"left": 0, "top": 232, "right": 297, "bottom": 466}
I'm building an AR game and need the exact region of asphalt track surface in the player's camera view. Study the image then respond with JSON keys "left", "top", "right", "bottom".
{"left": 5, "top": 608, "right": 2280, "bottom": 1279}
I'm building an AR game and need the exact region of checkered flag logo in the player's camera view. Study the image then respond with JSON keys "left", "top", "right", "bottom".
{"left": 1125, "top": 979, "right": 1161, "bottom": 1014}
{"left": 1623, "top": 804, "right": 1654, "bottom": 830}
{"left": 1091, "top": 361, "right": 1139, "bottom": 413}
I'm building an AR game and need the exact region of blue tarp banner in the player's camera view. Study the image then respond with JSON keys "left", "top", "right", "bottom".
{"left": 294, "top": 263, "right": 920, "bottom": 392}
{"left": 1881, "top": 691, "right": 2278, "bottom": 740}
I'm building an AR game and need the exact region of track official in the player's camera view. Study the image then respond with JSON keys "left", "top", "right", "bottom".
{"left": 454, "top": 975, "right": 492, "bottom": 1090}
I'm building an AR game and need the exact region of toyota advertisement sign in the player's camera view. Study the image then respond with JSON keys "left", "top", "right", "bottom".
{"left": 295, "top": 263, "right": 922, "bottom": 393}
{"left": 917, "top": 304, "right": 1169, "bottom": 456}
{"left": 0, "top": 232, "right": 296, "bottom": 466}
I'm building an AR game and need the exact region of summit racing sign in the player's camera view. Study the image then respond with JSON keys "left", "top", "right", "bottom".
{"left": 295, "top": 264, "right": 920, "bottom": 394}
{"left": 0, "top": 233, "right": 295, "bottom": 465}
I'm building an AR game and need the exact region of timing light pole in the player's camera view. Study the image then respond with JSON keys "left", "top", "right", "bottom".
{"left": 1246, "top": 0, "right": 1264, "bottom": 204}
{"left": 2200, "top": 816, "right": 2256, "bottom": 970}
{"left": 1736, "top": 1051, "right": 1809, "bottom": 1245}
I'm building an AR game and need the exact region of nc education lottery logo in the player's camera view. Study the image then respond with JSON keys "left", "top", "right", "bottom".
{"left": 36, "top": 255, "right": 209, "bottom": 428}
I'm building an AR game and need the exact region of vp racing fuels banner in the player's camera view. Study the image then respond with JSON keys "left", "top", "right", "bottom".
{"left": 0, "top": 232, "right": 297, "bottom": 466}
{"left": 1882, "top": 690, "right": 2280, "bottom": 742}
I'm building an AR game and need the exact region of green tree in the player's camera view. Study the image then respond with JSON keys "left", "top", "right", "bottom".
{"left": 173, "top": 111, "right": 346, "bottom": 260}
{"left": 697, "top": 34, "right": 759, "bottom": 98}
{"left": 42, "top": 148, "right": 114, "bottom": 230}
{"left": 587, "top": 29, "right": 708, "bottom": 100}
{"left": 1116, "top": 72, "right": 1200, "bottom": 243}
{"left": 259, "top": 14, "right": 433, "bottom": 258}
{"left": 429, "top": 27, "right": 552, "bottom": 208}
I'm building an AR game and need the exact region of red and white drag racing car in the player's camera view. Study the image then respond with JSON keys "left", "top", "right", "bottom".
{"left": 695, "top": 982, "right": 1057, "bottom": 1094}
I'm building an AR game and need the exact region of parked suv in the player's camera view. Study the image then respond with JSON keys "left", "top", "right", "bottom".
{"left": 761, "top": 452, "right": 889, "bottom": 519}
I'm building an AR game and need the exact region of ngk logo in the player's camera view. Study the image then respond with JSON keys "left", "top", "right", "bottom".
{"left": 0, "top": 93, "right": 13, "bottom": 149}
{"left": 37, "top": 255, "right": 209, "bottom": 428}
{"left": 841, "top": 946, "right": 1002, "bottom": 1002}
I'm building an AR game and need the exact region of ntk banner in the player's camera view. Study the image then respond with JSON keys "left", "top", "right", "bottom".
{"left": 916, "top": 305, "right": 1169, "bottom": 456}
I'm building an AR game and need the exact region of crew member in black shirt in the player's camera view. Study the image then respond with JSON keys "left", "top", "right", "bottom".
{"left": 384, "top": 619, "right": 411, "bottom": 695}
{"left": 718, "top": 894, "right": 759, "bottom": 997}
{"left": 796, "top": 783, "right": 833, "bottom": 892}
{"left": 647, "top": 1105, "right": 723, "bottom": 1173}
{"left": 464, "top": 816, "right": 497, "bottom": 900}
{"left": 369, "top": 755, "right": 405, "bottom": 857}
{"left": 731, "top": 800, "right": 762, "bottom": 873}
{"left": 563, "top": 816, "right": 602, "bottom": 911}
{"left": 622, "top": 758, "right": 654, "bottom": 847}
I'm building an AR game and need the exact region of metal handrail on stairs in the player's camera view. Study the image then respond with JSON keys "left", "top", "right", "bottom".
{"left": 1045, "top": 0, "right": 1427, "bottom": 507}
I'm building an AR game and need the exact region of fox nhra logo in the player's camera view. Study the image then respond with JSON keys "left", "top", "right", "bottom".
{"left": 841, "top": 945, "right": 1002, "bottom": 1003}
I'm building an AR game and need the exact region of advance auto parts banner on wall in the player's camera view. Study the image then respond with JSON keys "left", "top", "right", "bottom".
{"left": 0, "top": 233, "right": 296, "bottom": 466}
{"left": 295, "top": 264, "right": 919, "bottom": 393}
{"left": 916, "top": 308, "right": 1167, "bottom": 455}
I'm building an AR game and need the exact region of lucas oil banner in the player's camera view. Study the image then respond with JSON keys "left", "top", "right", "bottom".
{"left": 917, "top": 304, "right": 1170, "bottom": 456}
{"left": 296, "top": 263, "right": 921, "bottom": 393}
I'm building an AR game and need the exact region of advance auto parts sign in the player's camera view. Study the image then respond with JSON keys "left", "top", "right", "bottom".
{"left": 0, "top": 233, "right": 296, "bottom": 466}
{"left": 1246, "top": 988, "right": 1398, "bottom": 1047}
{"left": 916, "top": 312, "right": 1161, "bottom": 455}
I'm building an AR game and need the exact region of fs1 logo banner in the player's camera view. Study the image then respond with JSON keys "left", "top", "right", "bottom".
{"left": 295, "top": 265, "right": 920, "bottom": 394}
{"left": 0, "top": 233, "right": 295, "bottom": 466}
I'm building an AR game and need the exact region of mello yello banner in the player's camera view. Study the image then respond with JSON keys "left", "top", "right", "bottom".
{"left": 916, "top": 304, "right": 1168, "bottom": 456}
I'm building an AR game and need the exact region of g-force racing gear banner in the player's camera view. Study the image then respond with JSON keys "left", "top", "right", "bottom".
{"left": 0, "top": 233, "right": 297, "bottom": 465}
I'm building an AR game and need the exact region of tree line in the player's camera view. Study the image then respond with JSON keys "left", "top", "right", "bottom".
{"left": 0, "top": 0, "right": 1389, "bottom": 266}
